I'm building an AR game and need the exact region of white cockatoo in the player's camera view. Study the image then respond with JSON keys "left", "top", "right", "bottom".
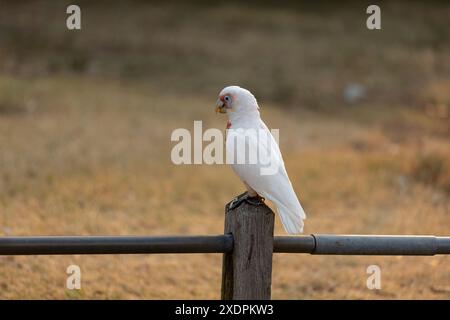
{"left": 215, "top": 86, "right": 306, "bottom": 234}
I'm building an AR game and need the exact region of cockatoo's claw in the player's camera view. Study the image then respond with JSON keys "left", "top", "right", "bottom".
{"left": 227, "top": 192, "right": 248, "bottom": 210}
{"left": 246, "top": 194, "right": 265, "bottom": 206}
{"left": 227, "top": 192, "right": 265, "bottom": 211}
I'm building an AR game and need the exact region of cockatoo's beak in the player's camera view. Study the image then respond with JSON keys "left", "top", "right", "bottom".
{"left": 215, "top": 99, "right": 227, "bottom": 113}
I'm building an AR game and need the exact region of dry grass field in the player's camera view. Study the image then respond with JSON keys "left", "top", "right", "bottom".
{"left": 0, "top": 1, "right": 449, "bottom": 299}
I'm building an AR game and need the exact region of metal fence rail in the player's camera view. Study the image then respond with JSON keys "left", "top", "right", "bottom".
{"left": 0, "top": 235, "right": 233, "bottom": 255}
{"left": 1, "top": 234, "right": 449, "bottom": 256}
{"left": 274, "top": 235, "right": 450, "bottom": 255}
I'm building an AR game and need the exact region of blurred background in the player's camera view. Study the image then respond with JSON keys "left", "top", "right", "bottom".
{"left": 0, "top": 0, "right": 449, "bottom": 299}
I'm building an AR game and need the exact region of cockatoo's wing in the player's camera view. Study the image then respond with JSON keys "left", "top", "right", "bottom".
{"left": 226, "top": 121, "right": 306, "bottom": 234}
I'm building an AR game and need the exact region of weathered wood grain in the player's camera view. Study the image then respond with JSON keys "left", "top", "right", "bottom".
{"left": 221, "top": 195, "right": 275, "bottom": 300}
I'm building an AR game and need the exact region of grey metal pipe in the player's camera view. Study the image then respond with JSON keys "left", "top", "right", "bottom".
{"left": 0, "top": 234, "right": 449, "bottom": 256}
{"left": 274, "top": 234, "right": 450, "bottom": 255}
{"left": 273, "top": 235, "right": 315, "bottom": 253}
{"left": 437, "top": 236, "right": 450, "bottom": 254}
{"left": 0, "top": 235, "right": 233, "bottom": 255}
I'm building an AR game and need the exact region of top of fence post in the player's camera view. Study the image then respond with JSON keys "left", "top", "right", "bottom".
{"left": 221, "top": 193, "right": 275, "bottom": 300}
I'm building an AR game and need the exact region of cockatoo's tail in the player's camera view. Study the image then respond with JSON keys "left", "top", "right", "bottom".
{"left": 215, "top": 86, "right": 306, "bottom": 234}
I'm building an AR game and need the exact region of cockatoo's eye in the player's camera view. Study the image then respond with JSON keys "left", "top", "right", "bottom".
{"left": 224, "top": 96, "right": 231, "bottom": 103}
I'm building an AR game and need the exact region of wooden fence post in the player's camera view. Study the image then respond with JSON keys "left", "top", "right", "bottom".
{"left": 221, "top": 193, "right": 275, "bottom": 300}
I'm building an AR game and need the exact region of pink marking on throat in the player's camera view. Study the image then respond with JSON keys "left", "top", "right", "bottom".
{"left": 226, "top": 120, "right": 232, "bottom": 129}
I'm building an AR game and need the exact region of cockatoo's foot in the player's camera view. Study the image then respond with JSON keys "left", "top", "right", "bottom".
{"left": 227, "top": 191, "right": 265, "bottom": 211}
